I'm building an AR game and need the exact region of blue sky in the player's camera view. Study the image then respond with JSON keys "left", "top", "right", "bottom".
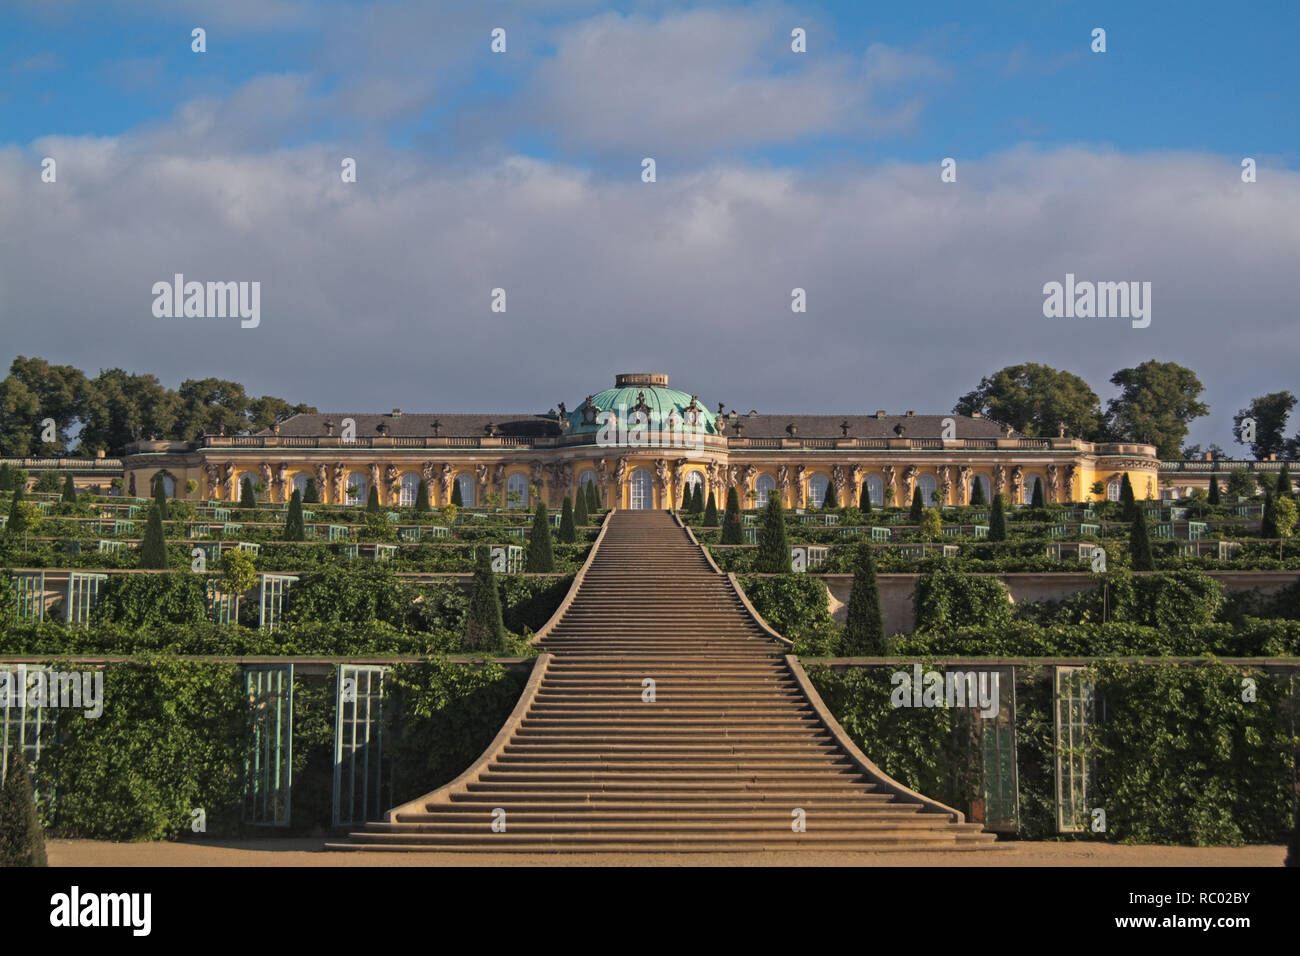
{"left": 1, "top": 0, "right": 1298, "bottom": 450}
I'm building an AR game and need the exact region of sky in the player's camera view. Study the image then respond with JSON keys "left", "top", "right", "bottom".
{"left": 1, "top": 0, "right": 1297, "bottom": 450}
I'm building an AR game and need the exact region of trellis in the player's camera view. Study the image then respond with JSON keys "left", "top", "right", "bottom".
{"left": 1054, "top": 666, "right": 1094, "bottom": 833}
{"left": 332, "top": 665, "right": 388, "bottom": 827}
{"left": 13, "top": 571, "right": 46, "bottom": 622}
{"left": 258, "top": 574, "right": 298, "bottom": 632}
{"left": 243, "top": 664, "right": 293, "bottom": 826}
{"left": 65, "top": 573, "right": 108, "bottom": 626}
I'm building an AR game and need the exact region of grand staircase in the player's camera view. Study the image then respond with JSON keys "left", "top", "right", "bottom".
{"left": 330, "top": 510, "right": 999, "bottom": 852}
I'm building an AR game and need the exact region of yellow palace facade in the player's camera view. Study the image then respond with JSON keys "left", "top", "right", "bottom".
{"left": 121, "top": 373, "right": 1160, "bottom": 511}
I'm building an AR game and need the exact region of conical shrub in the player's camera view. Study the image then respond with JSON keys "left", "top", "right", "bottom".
{"left": 464, "top": 546, "right": 506, "bottom": 652}
{"left": 0, "top": 748, "right": 47, "bottom": 866}
{"left": 558, "top": 496, "right": 576, "bottom": 543}
{"left": 526, "top": 501, "right": 554, "bottom": 572}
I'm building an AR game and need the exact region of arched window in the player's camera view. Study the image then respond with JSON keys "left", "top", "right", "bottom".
{"left": 346, "top": 471, "right": 367, "bottom": 506}
{"left": 683, "top": 470, "right": 704, "bottom": 505}
{"left": 970, "top": 475, "right": 990, "bottom": 505}
{"left": 1107, "top": 479, "right": 1122, "bottom": 502}
{"left": 807, "top": 474, "right": 829, "bottom": 508}
{"left": 578, "top": 470, "right": 597, "bottom": 498}
{"left": 864, "top": 475, "right": 884, "bottom": 507}
{"left": 629, "top": 468, "right": 654, "bottom": 510}
{"left": 755, "top": 473, "right": 776, "bottom": 507}
{"left": 292, "top": 473, "right": 309, "bottom": 498}
{"left": 917, "top": 474, "right": 937, "bottom": 506}
{"left": 457, "top": 472, "right": 476, "bottom": 507}
{"left": 1023, "top": 475, "right": 1044, "bottom": 504}
{"left": 506, "top": 473, "right": 529, "bottom": 508}
{"left": 154, "top": 473, "right": 175, "bottom": 498}
{"left": 399, "top": 472, "right": 420, "bottom": 507}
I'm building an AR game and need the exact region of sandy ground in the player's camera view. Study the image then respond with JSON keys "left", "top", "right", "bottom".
{"left": 45, "top": 838, "right": 1287, "bottom": 867}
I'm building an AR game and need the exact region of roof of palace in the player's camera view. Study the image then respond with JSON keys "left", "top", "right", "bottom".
{"left": 252, "top": 373, "right": 1022, "bottom": 441}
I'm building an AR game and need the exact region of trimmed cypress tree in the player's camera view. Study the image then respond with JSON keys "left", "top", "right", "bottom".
{"left": 558, "top": 496, "right": 576, "bottom": 543}
{"left": 823, "top": 480, "right": 839, "bottom": 510}
{"left": 574, "top": 485, "right": 590, "bottom": 526}
{"left": 366, "top": 486, "right": 380, "bottom": 513}
{"left": 1278, "top": 462, "right": 1293, "bottom": 498}
{"left": 153, "top": 474, "right": 169, "bottom": 520}
{"left": 1120, "top": 473, "right": 1136, "bottom": 520}
{"left": 842, "top": 541, "right": 885, "bottom": 655}
{"left": 755, "top": 497, "right": 791, "bottom": 573}
{"left": 525, "top": 501, "right": 554, "bottom": 572}
{"left": 464, "top": 546, "right": 506, "bottom": 652}
{"left": 989, "top": 493, "right": 1007, "bottom": 542}
{"left": 587, "top": 480, "right": 600, "bottom": 514}
{"left": 303, "top": 478, "right": 319, "bottom": 503}
{"left": 451, "top": 478, "right": 464, "bottom": 507}
{"left": 0, "top": 463, "right": 10, "bottom": 492}
{"left": 240, "top": 477, "right": 255, "bottom": 509}
{"left": 61, "top": 473, "right": 77, "bottom": 504}
{"left": 1030, "top": 477, "right": 1045, "bottom": 509}
{"left": 969, "top": 478, "right": 986, "bottom": 506}
{"left": 1208, "top": 474, "right": 1220, "bottom": 506}
{"left": 414, "top": 478, "right": 431, "bottom": 514}
{"left": 909, "top": 485, "right": 924, "bottom": 522}
{"left": 284, "top": 489, "right": 305, "bottom": 541}
{"left": 0, "top": 748, "right": 47, "bottom": 867}
{"left": 5, "top": 486, "right": 29, "bottom": 537}
{"left": 1129, "top": 508, "right": 1154, "bottom": 571}
{"left": 721, "top": 487, "right": 743, "bottom": 544}
{"left": 690, "top": 483, "right": 703, "bottom": 513}
{"left": 139, "top": 503, "right": 169, "bottom": 569}
{"left": 1261, "top": 489, "right": 1280, "bottom": 539}
{"left": 703, "top": 490, "right": 718, "bottom": 527}
{"left": 859, "top": 480, "right": 872, "bottom": 513}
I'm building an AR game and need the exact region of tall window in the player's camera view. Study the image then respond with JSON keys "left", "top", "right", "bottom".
{"left": 917, "top": 474, "right": 937, "bottom": 506}
{"left": 399, "top": 472, "right": 420, "bottom": 507}
{"left": 1023, "top": 474, "right": 1044, "bottom": 504}
{"left": 629, "top": 469, "right": 654, "bottom": 510}
{"left": 755, "top": 473, "right": 776, "bottom": 507}
{"left": 578, "top": 470, "right": 597, "bottom": 498}
{"left": 457, "top": 472, "right": 476, "bottom": 507}
{"left": 807, "top": 474, "right": 829, "bottom": 508}
{"left": 153, "top": 473, "right": 175, "bottom": 497}
{"left": 864, "top": 475, "right": 884, "bottom": 507}
{"left": 1107, "top": 479, "right": 1122, "bottom": 502}
{"left": 683, "top": 470, "right": 704, "bottom": 506}
{"left": 346, "top": 472, "right": 367, "bottom": 506}
{"left": 970, "top": 475, "right": 990, "bottom": 505}
{"left": 506, "top": 473, "right": 529, "bottom": 508}
{"left": 292, "top": 474, "right": 309, "bottom": 498}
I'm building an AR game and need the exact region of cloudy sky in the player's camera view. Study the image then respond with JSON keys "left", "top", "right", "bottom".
{"left": 2, "top": 0, "right": 1297, "bottom": 448}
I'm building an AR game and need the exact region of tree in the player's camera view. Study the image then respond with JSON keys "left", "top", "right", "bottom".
{"left": 1120, "top": 473, "right": 1136, "bottom": 520}
{"left": 1261, "top": 489, "right": 1279, "bottom": 539}
{"left": 464, "top": 546, "right": 506, "bottom": 652}
{"left": 220, "top": 548, "right": 257, "bottom": 594}
{"left": 526, "top": 502, "right": 554, "bottom": 572}
{"left": 6, "top": 486, "right": 32, "bottom": 537}
{"left": 0, "top": 748, "right": 48, "bottom": 866}
{"left": 721, "top": 488, "right": 742, "bottom": 544}
{"left": 1278, "top": 463, "right": 1293, "bottom": 498}
{"left": 909, "top": 485, "right": 924, "bottom": 522}
{"left": 152, "top": 473, "right": 169, "bottom": 520}
{"left": 0, "top": 464, "right": 9, "bottom": 491}
{"left": 1106, "top": 361, "right": 1210, "bottom": 458}
{"left": 954, "top": 363, "right": 1105, "bottom": 439}
{"left": 77, "top": 367, "right": 178, "bottom": 456}
{"left": 366, "top": 486, "right": 380, "bottom": 513}
{"left": 61, "top": 474, "right": 77, "bottom": 504}
{"left": 33, "top": 472, "right": 62, "bottom": 493}
{"left": 1129, "top": 508, "right": 1154, "bottom": 571}
{"left": 414, "top": 478, "right": 431, "bottom": 514}
{"left": 1208, "top": 474, "right": 1220, "bottom": 506}
{"left": 841, "top": 542, "right": 885, "bottom": 655}
{"left": 1271, "top": 495, "right": 1297, "bottom": 539}
{"left": 303, "top": 478, "right": 319, "bottom": 504}
{"left": 284, "top": 489, "right": 305, "bottom": 541}
{"left": 969, "top": 478, "right": 985, "bottom": 507}
{"left": 691, "top": 483, "right": 703, "bottom": 513}
{"left": 1233, "top": 391, "right": 1296, "bottom": 460}
{"left": 755, "top": 497, "right": 791, "bottom": 573}
{"left": 703, "top": 490, "right": 718, "bottom": 527}
{"left": 859, "top": 480, "right": 873, "bottom": 513}
{"left": 588, "top": 480, "right": 600, "bottom": 514}
{"left": 558, "top": 496, "right": 576, "bottom": 543}
{"left": 1030, "top": 477, "right": 1044, "bottom": 509}
{"left": 989, "top": 493, "right": 1007, "bottom": 542}
{"left": 574, "top": 485, "right": 590, "bottom": 526}
{"left": 1226, "top": 469, "right": 1253, "bottom": 498}
{"left": 919, "top": 508, "right": 942, "bottom": 540}
{"left": 240, "top": 477, "right": 255, "bottom": 509}
{"left": 139, "top": 503, "right": 169, "bottom": 569}
{"left": 823, "top": 480, "right": 839, "bottom": 510}
{"left": 451, "top": 479, "right": 464, "bottom": 507}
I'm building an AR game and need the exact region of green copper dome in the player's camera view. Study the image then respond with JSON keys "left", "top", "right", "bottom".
{"left": 568, "top": 374, "right": 718, "bottom": 436}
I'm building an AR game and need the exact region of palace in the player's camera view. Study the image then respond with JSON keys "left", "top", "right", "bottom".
{"left": 118, "top": 372, "right": 1161, "bottom": 510}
